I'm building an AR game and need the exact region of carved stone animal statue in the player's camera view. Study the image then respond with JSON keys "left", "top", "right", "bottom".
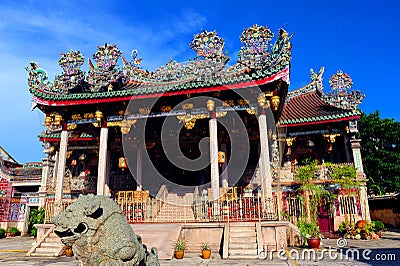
{"left": 52, "top": 194, "right": 159, "bottom": 266}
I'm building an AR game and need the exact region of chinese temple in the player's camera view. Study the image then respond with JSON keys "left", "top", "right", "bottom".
{"left": 18, "top": 24, "right": 371, "bottom": 258}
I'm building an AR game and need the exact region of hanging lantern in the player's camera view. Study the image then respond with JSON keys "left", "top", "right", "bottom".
{"left": 218, "top": 151, "right": 226, "bottom": 164}
{"left": 206, "top": 100, "right": 215, "bottom": 112}
{"left": 53, "top": 114, "right": 63, "bottom": 127}
{"left": 95, "top": 110, "right": 103, "bottom": 122}
{"left": 119, "top": 157, "right": 128, "bottom": 170}
{"left": 44, "top": 116, "right": 52, "bottom": 127}
{"left": 271, "top": 96, "right": 280, "bottom": 111}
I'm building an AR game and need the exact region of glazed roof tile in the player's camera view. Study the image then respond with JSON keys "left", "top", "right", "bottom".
{"left": 279, "top": 84, "right": 360, "bottom": 127}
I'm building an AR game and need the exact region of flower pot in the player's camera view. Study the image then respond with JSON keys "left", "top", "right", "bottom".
{"left": 307, "top": 238, "right": 320, "bottom": 249}
{"left": 202, "top": 249, "right": 211, "bottom": 259}
{"left": 356, "top": 220, "right": 367, "bottom": 230}
{"left": 174, "top": 250, "right": 184, "bottom": 259}
{"left": 65, "top": 247, "right": 73, "bottom": 257}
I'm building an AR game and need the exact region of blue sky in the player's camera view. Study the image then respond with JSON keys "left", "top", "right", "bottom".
{"left": 0, "top": 0, "right": 399, "bottom": 163}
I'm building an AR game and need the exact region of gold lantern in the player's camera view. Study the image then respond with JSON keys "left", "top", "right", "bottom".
{"left": 271, "top": 96, "right": 280, "bottom": 111}
{"left": 53, "top": 114, "right": 63, "bottom": 127}
{"left": 206, "top": 100, "right": 215, "bottom": 112}
{"left": 95, "top": 110, "right": 103, "bottom": 122}
{"left": 257, "top": 94, "right": 269, "bottom": 108}
{"left": 119, "top": 157, "right": 128, "bottom": 170}
{"left": 44, "top": 116, "right": 52, "bottom": 127}
{"left": 218, "top": 151, "right": 226, "bottom": 164}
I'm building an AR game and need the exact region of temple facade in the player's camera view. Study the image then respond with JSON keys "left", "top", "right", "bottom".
{"left": 2, "top": 25, "right": 370, "bottom": 255}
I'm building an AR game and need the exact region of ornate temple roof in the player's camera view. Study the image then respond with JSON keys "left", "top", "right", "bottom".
{"left": 27, "top": 25, "right": 293, "bottom": 107}
{"left": 279, "top": 68, "right": 364, "bottom": 126}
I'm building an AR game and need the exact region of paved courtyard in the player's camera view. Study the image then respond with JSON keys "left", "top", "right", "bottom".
{"left": 0, "top": 229, "right": 399, "bottom": 265}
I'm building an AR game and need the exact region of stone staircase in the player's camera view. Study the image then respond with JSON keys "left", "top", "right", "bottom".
{"left": 154, "top": 192, "right": 195, "bottom": 222}
{"left": 27, "top": 225, "right": 65, "bottom": 257}
{"left": 228, "top": 222, "right": 258, "bottom": 259}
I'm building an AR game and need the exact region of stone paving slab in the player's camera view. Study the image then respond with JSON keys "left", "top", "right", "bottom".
{"left": 0, "top": 230, "right": 399, "bottom": 265}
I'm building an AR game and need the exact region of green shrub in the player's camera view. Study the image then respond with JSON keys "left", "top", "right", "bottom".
{"left": 373, "top": 220, "right": 385, "bottom": 232}
{"left": 0, "top": 228, "right": 5, "bottom": 238}
{"left": 28, "top": 207, "right": 45, "bottom": 236}
{"left": 7, "top": 227, "right": 20, "bottom": 236}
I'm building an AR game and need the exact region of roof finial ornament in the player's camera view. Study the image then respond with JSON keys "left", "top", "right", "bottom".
{"left": 321, "top": 70, "right": 365, "bottom": 110}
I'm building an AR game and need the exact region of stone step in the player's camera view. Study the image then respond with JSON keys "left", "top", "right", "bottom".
{"left": 230, "top": 226, "right": 255, "bottom": 231}
{"left": 30, "top": 252, "right": 60, "bottom": 257}
{"left": 34, "top": 247, "right": 62, "bottom": 254}
{"left": 229, "top": 248, "right": 258, "bottom": 255}
{"left": 229, "top": 242, "right": 257, "bottom": 249}
{"left": 230, "top": 231, "right": 256, "bottom": 238}
{"left": 41, "top": 242, "right": 64, "bottom": 248}
{"left": 44, "top": 237, "right": 63, "bottom": 243}
{"left": 228, "top": 254, "right": 259, "bottom": 259}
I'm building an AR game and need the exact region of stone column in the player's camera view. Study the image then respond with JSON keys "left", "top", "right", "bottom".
{"left": 136, "top": 146, "right": 143, "bottom": 191}
{"left": 97, "top": 123, "right": 109, "bottom": 195}
{"left": 55, "top": 126, "right": 68, "bottom": 203}
{"left": 103, "top": 151, "right": 111, "bottom": 196}
{"left": 221, "top": 143, "right": 228, "bottom": 188}
{"left": 38, "top": 157, "right": 54, "bottom": 208}
{"left": 209, "top": 115, "right": 219, "bottom": 200}
{"left": 258, "top": 110, "right": 272, "bottom": 198}
{"left": 350, "top": 139, "right": 364, "bottom": 173}
{"left": 350, "top": 139, "right": 370, "bottom": 221}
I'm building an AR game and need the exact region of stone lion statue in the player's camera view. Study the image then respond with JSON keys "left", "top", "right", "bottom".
{"left": 52, "top": 194, "right": 159, "bottom": 266}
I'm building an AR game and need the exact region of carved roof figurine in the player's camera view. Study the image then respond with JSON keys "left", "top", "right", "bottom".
{"left": 189, "top": 30, "right": 225, "bottom": 58}
{"left": 323, "top": 70, "right": 365, "bottom": 110}
{"left": 26, "top": 61, "right": 54, "bottom": 93}
{"left": 27, "top": 24, "right": 293, "bottom": 105}
{"left": 53, "top": 50, "right": 85, "bottom": 94}
{"left": 87, "top": 43, "right": 123, "bottom": 92}
{"left": 281, "top": 67, "right": 363, "bottom": 126}
{"left": 238, "top": 24, "right": 293, "bottom": 69}
{"left": 52, "top": 194, "right": 159, "bottom": 266}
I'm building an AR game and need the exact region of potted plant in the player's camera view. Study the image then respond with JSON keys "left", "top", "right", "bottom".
{"left": 7, "top": 227, "right": 20, "bottom": 237}
{"left": 201, "top": 242, "right": 211, "bottom": 259}
{"left": 64, "top": 246, "right": 73, "bottom": 257}
{"left": 298, "top": 220, "right": 321, "bottom": 249}
{"left": 173, "top": 239, "right": 186, "bottom": 259}
{"left": 0, "top": 228, "right": 5, "bottom": 238}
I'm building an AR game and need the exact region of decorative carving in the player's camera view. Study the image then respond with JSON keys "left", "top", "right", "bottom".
{"left": 28, "top": 25, "right": 292, "bottom": 96}
{"left": 87, "top": 43, "right": 123, "bottom": 91}
{"left": 190, "top": 30, "right": 225, "bottom": 58}
{"left": 323, "top": 70, "right": 365, "bottom": 110}
{"left": 53, "top": 51, "right": 85, "bottom": 94}
{"left": 239, "top": 25, "right": 292, "bottom": 69}
{"left": 53, "top": 194, "right": 159, "bottom": 265}
{"left": 240, "top": 24, "right": 274, "bottom": 53}
{"left": 26, "top": 62, "right": 54, "bottom": 92}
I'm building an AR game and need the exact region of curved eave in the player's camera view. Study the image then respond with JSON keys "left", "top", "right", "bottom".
{"left": 31, "top": 68, "right": 290, "bottom": 107}
{"left": 279, "top": 114, "right": 360, "bottom": 127}
{"left": 39, "top": 137, "right": 96, "bottom": 142}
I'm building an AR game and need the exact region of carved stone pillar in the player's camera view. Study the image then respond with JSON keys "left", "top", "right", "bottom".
{"left": 136, "top": 146, "right": 143, "bottom": 191}
{"left": 55, "top": 126, "right": 68, "bottom": 203}
{"left": 97, "top": 124, "right": 109, "bottom": 195}
{"left": 350, "top": 139, "right": 364, "bottom": 174}
{"left": 258, "top": 110, "right": 272, "bottom": 198}
{"left": 209, "top": 116, "right": 219, "bottom": 200}
{"left": 39, "top": 157, "right": 54, "bottom": 208}
{"left": 221, "top": 143, "right": 228, "bottom": 188}
{"left": 350, "top": 139, "right": 370, "bottom": 221}
{"left": 208, "top": 100, "right": 220, "bottom": 200}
